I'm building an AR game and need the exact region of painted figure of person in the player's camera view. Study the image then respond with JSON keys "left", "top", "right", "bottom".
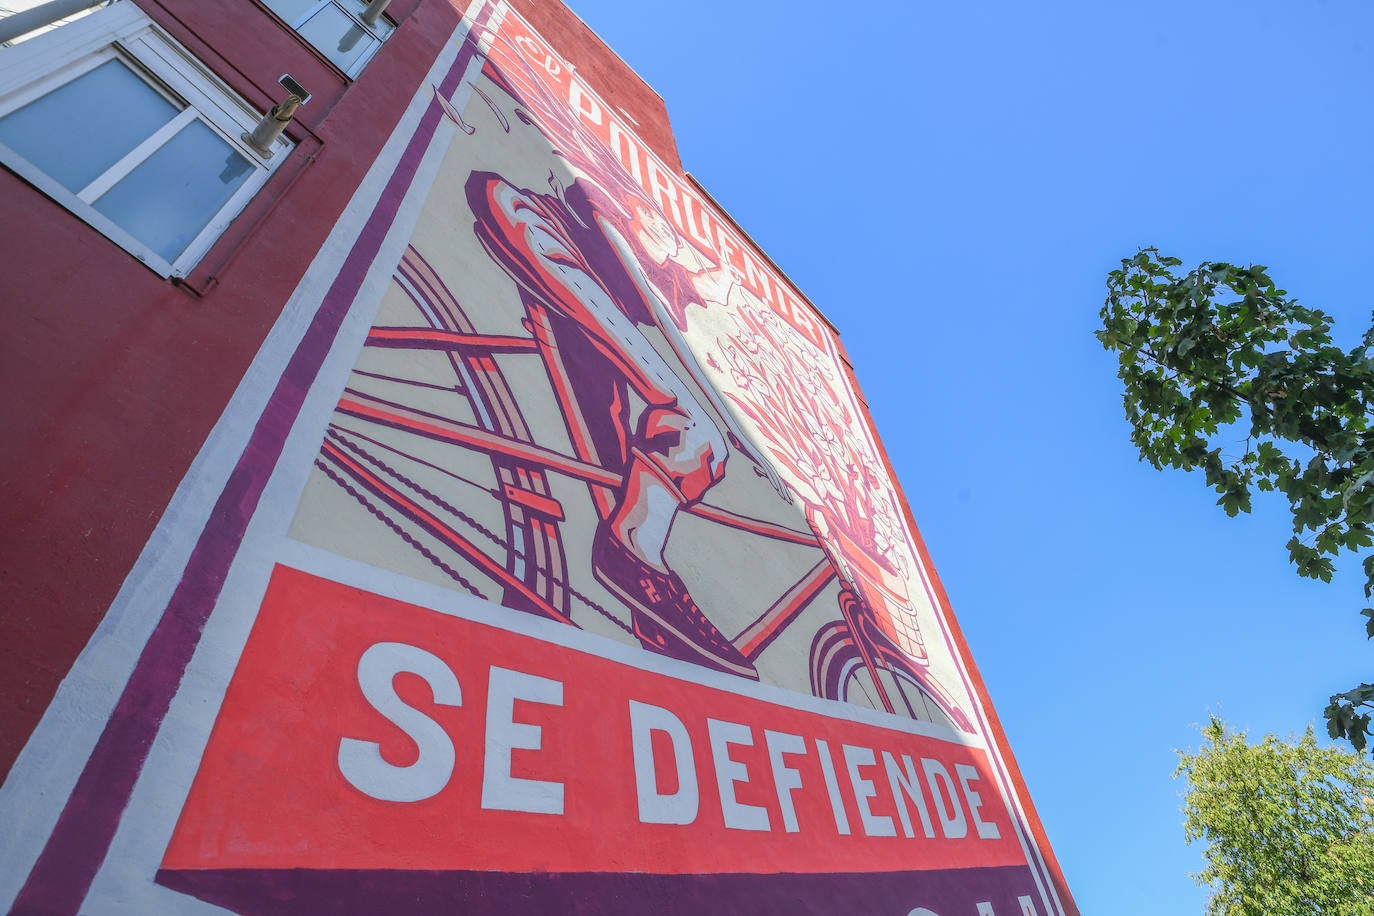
{"left": 466, "top": 139, "right": 763, "bottom": 679}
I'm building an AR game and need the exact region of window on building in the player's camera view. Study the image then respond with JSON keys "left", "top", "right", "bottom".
{"left": 0, "top": 3, "right": 289, "bottom": 277}
{"left": 261, "top": 0, "right": 393, "bottom": 77}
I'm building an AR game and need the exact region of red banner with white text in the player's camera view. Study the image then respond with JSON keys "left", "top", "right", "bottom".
{"left": 163, "top": 566, "right": 1022, "bottom": 876}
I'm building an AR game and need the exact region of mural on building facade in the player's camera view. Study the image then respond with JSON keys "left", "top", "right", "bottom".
{"left": 0, "top": 4, "right": 1068, "bottom": 914}
{"left": 280, "top": 25, "right": 974, "bottom": 728}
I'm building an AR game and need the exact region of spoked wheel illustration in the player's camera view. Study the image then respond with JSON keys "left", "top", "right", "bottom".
{"left": 311, "top": 245, "right": 967, "bottom": 729}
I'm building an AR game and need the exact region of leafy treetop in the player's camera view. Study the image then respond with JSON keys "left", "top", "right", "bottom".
{"left": 1176, "top": 718, "right": 1374, "bottom": 916}
{"left": 1099, "top": 249, "right": 1374, "bottom": 752}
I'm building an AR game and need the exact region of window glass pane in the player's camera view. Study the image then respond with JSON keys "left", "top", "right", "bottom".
{"left": 260, "top": 0, "right": 322, "bottom": 27}
{"left": 93, "top": 119, "right": 254, "bottom": 263}
{"left": 0, "top": 58, "right": 179, "bottom": 193}
{"left": 298, "top": 4, "right": 377, "bottom": 73}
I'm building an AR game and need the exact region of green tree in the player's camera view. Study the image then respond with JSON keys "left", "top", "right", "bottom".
{"left": 1098, "top": 249, "right": 1374, "bottom": 753}
{"left": 1176, "top": 718, "right": 1374, "bottom": 915}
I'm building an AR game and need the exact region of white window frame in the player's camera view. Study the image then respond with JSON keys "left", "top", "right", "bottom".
{"left": 263, "top": 0, "right": 392, "bottom": 79}
{"left": 0, "top": 2, "right": 290, "bottom": 278}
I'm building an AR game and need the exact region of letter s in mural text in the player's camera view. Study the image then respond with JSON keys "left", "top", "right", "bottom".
{"left": 337, "top": 641, "right": 463, "bottom": 803}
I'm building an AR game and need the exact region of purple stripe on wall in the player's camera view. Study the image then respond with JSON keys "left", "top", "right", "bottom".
{"left": 156, "top": 865, "right": 1043, "bottom": 916}
{"left": 9, "top": 9, "right": 495, "bottom": 914}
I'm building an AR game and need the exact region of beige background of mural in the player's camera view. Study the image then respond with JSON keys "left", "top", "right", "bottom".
{"left": 289, "top": 65, "right": 968, "bottom": 729}
{"left": 681, "top": 293, "right": 973, "bottom": 720}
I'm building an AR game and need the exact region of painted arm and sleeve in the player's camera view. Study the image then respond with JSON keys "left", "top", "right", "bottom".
{"left": 466, "top": 171, "right": 727, "bottom": 504}
{"left": 595, "top": 214, "right": 792, "bottom": 504}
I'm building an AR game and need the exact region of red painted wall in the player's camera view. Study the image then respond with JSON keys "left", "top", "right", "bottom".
{"left": 0, "top": 0, "right": 461, "bottom": 779}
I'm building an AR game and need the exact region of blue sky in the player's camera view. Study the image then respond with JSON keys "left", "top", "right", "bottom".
{"left": 564, "top": 1, "right": 1374, "bottom": 911}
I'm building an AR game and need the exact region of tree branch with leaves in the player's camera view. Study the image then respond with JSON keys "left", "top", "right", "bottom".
{"left": 1099, "top": 249, "right": 1374, "bottom": 753}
